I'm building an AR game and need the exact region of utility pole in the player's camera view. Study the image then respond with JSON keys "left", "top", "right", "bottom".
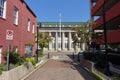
{"left": 103, "top": 0, "right": 112, "bottom": 76}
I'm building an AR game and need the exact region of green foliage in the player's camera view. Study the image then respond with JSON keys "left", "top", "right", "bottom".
{"left": 0, "top": 64, "right": 5, "bottom": 75}
{"left": 9, "top": 50, "right": 23, "bottom": 66}
{"left": 111, "top": 72, "right": 120, "bottom": 80}
{"left": 71, "top": 21, "right": 92, "bottom": 44}
{"left": 38, "top": 32, "right": 52, "bottom": 49}
{"left": 24, "top": 57, "right": 36, "bottom": 67}
{"left": 83, "top": 52, "right": 106, "bottom": 69}
{"left": 109, "top": 54, "right": 120, "bottom": 65}
{"left": 109, "top": 44, "right": 120, "bottom": 49}
{"left": 38, "top": 49, "right": 43, "bottom": 57}
{"left": 83, "top": 52, "right": 120, "bottom": 68}
{"left": 83, "top": 52, "right": 105, "bottom": 62}
{"left": 84, "top": 52, "right": 120, "bottom": 79}
{"left": 3, "top": 49, "right": 24, "bottom": 66}
{"left": 71, "top": 21, "right": 95, "bottom": 51}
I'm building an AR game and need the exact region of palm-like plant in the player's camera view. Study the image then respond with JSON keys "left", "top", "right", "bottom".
{"left": 72, "top": 20, "right": 104, "bottom": 52}
{"left": 71, "top": 21, "right": 94, "bottom": 50}
{"left": 38, "top": 32, "right": 52, "bottom": 51}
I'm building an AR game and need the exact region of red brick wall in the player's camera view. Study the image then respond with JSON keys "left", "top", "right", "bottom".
{"left": 0, "top": 0, "right": 36, "bottom": 59}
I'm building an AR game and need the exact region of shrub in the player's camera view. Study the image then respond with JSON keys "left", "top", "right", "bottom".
{"left": 108, "top": 54, "right": 120, "bottom": 65}
{"left": 9, "top": 50, "right": 24, "bottom": 66}
{"left": 0, "top": 64, "right": 5, "bottom": 75}
{"left": 38, "top": 50, "right": 43, "bottom": 57}
{"left": 3, "top": 49, "right": 24, "bottom": 67}
{"left": 29, "top": 57, "right": 36, "bottom": 66}
{"left": 83, "top": 52, "right": 105, "bottom": 62}
{"left": 83, "top": 52, "right": 120, "bottom": 69}
{"left": 24, "top": 57, "right": 36, "bottom": 67}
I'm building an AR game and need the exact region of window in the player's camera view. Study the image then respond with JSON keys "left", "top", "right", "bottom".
{"left": 32, "top": 24, "right": 35, "bottom": 34}
{"left": 27, "top": 19, "right": 30, "bottom": 31}
{"left": 13, "top": 7, "right": 18, "bottom": 25}
{"left": 25, "top": 45, "right": 33, "bottom": 54}
{"left": 0, "top": 0, "right": 6, "bottom": 18}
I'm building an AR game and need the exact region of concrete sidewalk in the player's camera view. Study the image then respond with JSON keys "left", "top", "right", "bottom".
{"left": 24, "top": 54, "right": 97, "bottom": 80}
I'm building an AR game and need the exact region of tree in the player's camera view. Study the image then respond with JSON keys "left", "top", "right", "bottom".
{"left": 72, "top": 20, "right": 103, "bottom": 51}
{"left": 38, "top": 32, "right": 52, "bottom": 55}
{"left": 71, "top": 21, "right": 94, "bottom": 51}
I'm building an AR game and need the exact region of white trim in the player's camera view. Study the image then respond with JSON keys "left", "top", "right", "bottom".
{"left": 27, "top": 19, "right": 30, "bottom": 31}
{"left": 14, "top": 7, "right": 18, "bottom": 25}
{"left": 0, "top": 0, "right": 6, "bottom": 18}
{"left": 32, "top": 24, "right": 35, "bottom": 34}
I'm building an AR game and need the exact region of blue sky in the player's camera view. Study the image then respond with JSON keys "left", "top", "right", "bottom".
{"left": 25, "top": 0, "right": 90, "bottom": 22}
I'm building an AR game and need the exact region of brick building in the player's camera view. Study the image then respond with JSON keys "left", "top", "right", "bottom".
{"left": 0, "top": 0, "right": 36, "bottom": 63}
{"left": 90, "top": 0, "right": 120, "bottom": 49}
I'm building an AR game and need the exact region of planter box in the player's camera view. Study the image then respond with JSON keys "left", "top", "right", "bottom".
{"left": 0, "top": 62, "right": 34, "bottom": 80}
{"left": 79, "top": 55, "right": 111, "bottom": 80}
{"left": 80, "top": 55, "right": 94, "bottom": 71}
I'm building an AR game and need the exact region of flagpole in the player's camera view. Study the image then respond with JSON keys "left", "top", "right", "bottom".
{"left": 59, "top": 13, "right": 62, "bottom": 51}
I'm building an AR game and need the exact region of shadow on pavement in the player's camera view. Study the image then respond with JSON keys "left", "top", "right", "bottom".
{"left": 61, "top": 54, "right": 97, "bottom": 80}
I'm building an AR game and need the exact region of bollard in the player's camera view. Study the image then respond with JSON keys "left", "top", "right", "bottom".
{"left": 72, "top": 52, "right": 74, "bottom": 59}
{"left": 48, "top": 53, "right": 49, "bottom": 59}
{"left": 77, "top": 53, "right": 80, "bottom": 61}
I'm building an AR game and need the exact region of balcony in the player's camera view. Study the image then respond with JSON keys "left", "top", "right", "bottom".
{"left": 92, "top": 2, "right": 120, "bottom": 30}
{"left": 107, "top": 29, "right": 120, "bottom": 44}
{"left": 91, "top": 0, "right": 119, "bottom": 16}
{"left": 93, "top": 29, "right": 120, "bottom": 44}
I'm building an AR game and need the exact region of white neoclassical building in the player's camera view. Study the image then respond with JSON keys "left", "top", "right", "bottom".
{"left": 38, "top": 22, "right": 86, "bottom": 53}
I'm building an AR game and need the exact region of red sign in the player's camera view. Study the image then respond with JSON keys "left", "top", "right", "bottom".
{"left": 6, "top": 30, "right": 14, "bottom": 40}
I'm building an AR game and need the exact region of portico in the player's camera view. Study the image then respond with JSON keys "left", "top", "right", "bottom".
{"left": 38, "top": 22, "right": 85, "bottom": 53}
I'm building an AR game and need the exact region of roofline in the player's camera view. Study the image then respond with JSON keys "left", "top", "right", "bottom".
{"left": 21, "top": 0, "right": 36, "bottom": 17}
{"left": 38, "top": 21, "right": 85, "bottom": 23}
{"left": 38, "top": 22, "right": 86, "bottom": 23}
{"left": 37, "top": 22, "right": 86, "bottom": 24}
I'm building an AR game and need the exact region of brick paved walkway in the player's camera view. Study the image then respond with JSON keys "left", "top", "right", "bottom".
{"left": 24, "top": 54, "right": 97, "bottom": 80}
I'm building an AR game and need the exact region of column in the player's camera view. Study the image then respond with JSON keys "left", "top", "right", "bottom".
{"left": 55, "top": 32, "right": 58, "bottom": 51}
{"left": 49, "top": 32, "right": 52, "bottom": 50}
{"left": 62, "top": 32, "right": 65, "bottom": 51}
{"left": 82, "top": 43, "right": 85, "bottom": 51}
{"left": 74, "top": 33, "right": 78, "bottom": 53}
{"left": 68, "top": 32, "right": 71, "bottom": 50}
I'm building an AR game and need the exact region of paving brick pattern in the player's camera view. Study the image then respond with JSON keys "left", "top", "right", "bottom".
{"left": 24, "top": 54, "right": 97, "bottom": 80}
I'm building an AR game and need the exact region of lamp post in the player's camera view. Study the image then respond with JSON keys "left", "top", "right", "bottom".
{"left": 36, "top": 24, "right": 40, "bottom": 63}
{"left": 103, "top": 0, "right": 112, "bottom": 76}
